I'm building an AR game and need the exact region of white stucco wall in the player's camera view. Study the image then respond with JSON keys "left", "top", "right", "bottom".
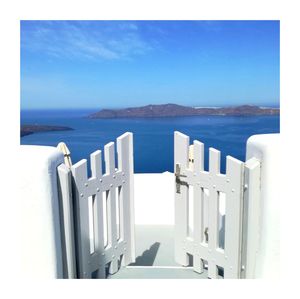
{"left": 20, "top": 145, "right": 64, "bottom": 278}
{"left": 246, "top": 134, "right": 280, "bottom": 279}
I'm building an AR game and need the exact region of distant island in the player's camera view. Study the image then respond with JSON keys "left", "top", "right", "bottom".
{"left": 21, "top": 125, "right": 74, "bottom": 137}
{"left": 88, "top": 103, "right": 280, "bottom": 119}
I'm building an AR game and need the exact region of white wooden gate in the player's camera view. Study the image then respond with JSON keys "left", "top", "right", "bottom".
{"left": 174, "top": 131, "right": 260, "bottom": 279}
{"left": 57, "top": 130, "right": 260, "bottom": 279}
{"left": 58, "top": 132, "right": 135, "bottom": 278}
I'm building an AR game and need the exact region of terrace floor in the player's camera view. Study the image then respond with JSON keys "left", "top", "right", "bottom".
{"left": 108, "top": 225, "right": 207, "bottom": 279}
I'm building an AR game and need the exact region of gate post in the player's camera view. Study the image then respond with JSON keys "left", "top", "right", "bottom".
{"left": 57, "top": 163, "right": 77, "bottom": 278}
{"left": 174, "top": 131, "right": 190, "bottom": 266}
{"left": 241, "top": 157, "right": 261, "bottom": 278}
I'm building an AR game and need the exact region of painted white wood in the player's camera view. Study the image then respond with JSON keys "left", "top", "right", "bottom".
{"left": 88, "top": 196, "right": 95, "bottom": 254}
{"left": 117, "top": 132, "right": 136, "bottom": 265}
{"left": 57, "top": 163, "right": 77, "bottom": 278}
{"left": 193, "top": 140, "right": 204, "bottom": 273}
{"left": 208, "top": 148, "right": 221, "bottom": 279}
{"left": 189, "top": 144, "right": 194, "bottom": 170}
{"left": 104, "top": 142, "right": 119, "bottom": 274}
{"left": 91, "top": 150, "right": 102, "bottom": 178}
{"left": 224, "top": 156, "right": 244, "bottom": 278}
{"left": 71, "top": 159, "right": 90, "bottom": 278}
{"left": 174, "top": 132, "right": 249, "bottom": 279}
{"left": 90, "top": 150, "right": 106, "bottom": 278}
{"left": 203, "top": 188, "right": 209, "bottom": 245}
{"left": 174, "top": 131, "right": 190, "bottom": 266}
{"left": 243, "top": 158, "right": 261, "bottom": 278}
{"left": 67, "top": 133, "right": 135, "bottom": 278}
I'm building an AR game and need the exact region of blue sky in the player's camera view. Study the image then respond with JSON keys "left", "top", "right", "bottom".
{"left": 20, "top": 20, "right": 279, "bottom": 109}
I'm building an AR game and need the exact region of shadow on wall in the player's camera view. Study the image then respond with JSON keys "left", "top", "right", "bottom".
{"left": 129, "top": 242, "right": 161, "bottom": 266}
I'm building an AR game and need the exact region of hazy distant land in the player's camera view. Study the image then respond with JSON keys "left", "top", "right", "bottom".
{"left": 21, "top": 125, "right": 73, "bottom": 137}
{"left": 20, "top": 104, "right": 279, "bottom": 137}
{"left": 88, "top": 104, "right": 279, "bottom": 119}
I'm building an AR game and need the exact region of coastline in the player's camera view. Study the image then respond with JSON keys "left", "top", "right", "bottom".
{"left": 21, "top": 124, "right": 74, "bottom": 137}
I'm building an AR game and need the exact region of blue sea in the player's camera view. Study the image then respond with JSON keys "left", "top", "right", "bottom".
{"left": 20, "top": 109, "right": 280, "bottom": 173}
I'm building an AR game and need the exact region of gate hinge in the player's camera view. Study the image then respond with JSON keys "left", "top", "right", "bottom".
{"left": 175, "top": 164, "right": 188, "bottom": 194}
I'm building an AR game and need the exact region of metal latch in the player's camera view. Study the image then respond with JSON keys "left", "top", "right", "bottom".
{"left": 175, "top": 164, "right": 188, "bottom": 194}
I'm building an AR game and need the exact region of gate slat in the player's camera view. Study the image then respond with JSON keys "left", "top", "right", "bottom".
{"left": 104, "top": 142, "right": 119, "bottom": 274}
{"left": 117, "top": 132, "right": 135, "bottom": 266}
{"left": 71, "top": 159, "right": 90, "bottom": 278}
{"left": 90, "top": 150, "right": 106, "bottom": 278}
{"left": 224, "top": 156, "right": 244, "bottom": 278}
{"left": 193, "top": 140, "right": 204, "bottom": 273}
{"left": 208, "top": 148, "right": 221, "bottom": 279}
{"left": 174, "top": 131, "right": 189, "bottom": 266}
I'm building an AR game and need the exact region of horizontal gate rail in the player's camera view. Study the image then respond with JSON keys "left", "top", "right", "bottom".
{"left": 174, "top": 131, "right": 247, "bottom": 279}
{"left": 71, "top": 132, "right": 135, "bottom": 278}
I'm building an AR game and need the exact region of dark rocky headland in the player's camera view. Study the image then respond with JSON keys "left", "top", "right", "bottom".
{"left": 88, "top": 103, "right": 279, "bottom": 119}
{"left": 21, "top": 125, "right": 74, "bottom": 137}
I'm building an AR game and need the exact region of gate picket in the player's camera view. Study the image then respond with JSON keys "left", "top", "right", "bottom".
{"left": 117, "top": 133, "right": 135, "bottom": 266}
{"left": 224, "top": 156, "right": 244, "bottom": 278}
{"left": 104, "top": 142, "right": 119, "bottom": 274}
{"left": 90, "top": 150, "right": 106, "bottom": 278}
{"left": 193, "top": 140, "right": 204, "bottom": 273}
{"left": 208, "top": 148, "right": 221, "bottom": 278}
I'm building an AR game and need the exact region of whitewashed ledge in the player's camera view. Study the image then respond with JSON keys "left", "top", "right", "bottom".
{"left": 19, "top": 133, "right": 280, "bottom": 279}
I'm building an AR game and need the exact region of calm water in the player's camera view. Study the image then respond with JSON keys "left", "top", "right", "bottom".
{"left": 21, "top": 109, "right": 280, "bottom": 173}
